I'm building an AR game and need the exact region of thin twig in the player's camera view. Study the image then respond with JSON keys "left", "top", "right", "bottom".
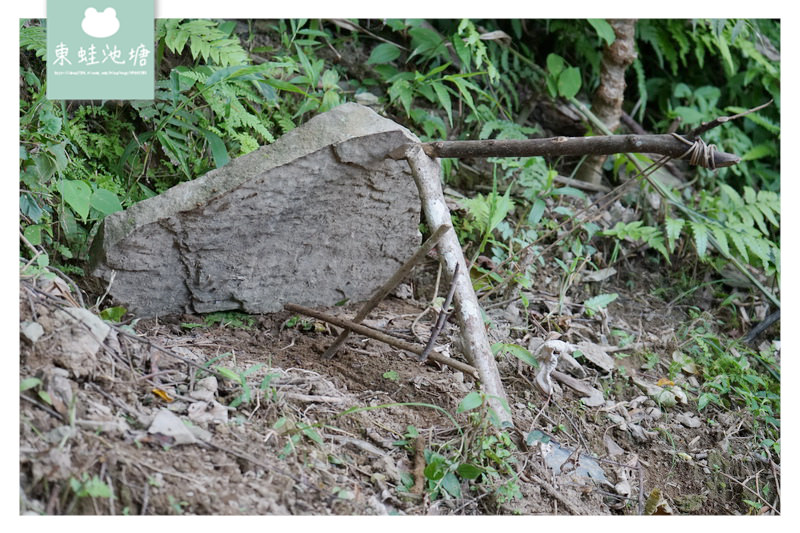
{"left": 419, "top": 263, "right": 460, "bottom": 362}
{"left": 688, "top": 100, "right": 773, "bottom": 140}
{"left": 529, "top": 473, "right": 585, "bottom": 515}
{"left": 19, "top": 232, "right": 42, "bottom": 271}
{"left": 86, "top": 382, "right": 148, "bottom": 425}
{"left": 285, "top": 302, "right": 479, "bottom": 379}
{"left": 20, "top": 393, "right": 66, "bottom": 422}
{"left": 717, "top": 471, "right": 780, "bottom": 514}
{"left": 46, "top": 264, "right": 86, "bottom": 308}
{"left": 323, "top": 223, "right": 450, "bottom": 359}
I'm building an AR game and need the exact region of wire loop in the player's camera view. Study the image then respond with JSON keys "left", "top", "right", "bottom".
{"left": 670, "top": 133, "right": 718, "bottom": 170}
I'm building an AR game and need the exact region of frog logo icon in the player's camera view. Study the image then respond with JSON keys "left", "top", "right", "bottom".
{"left": 81, "top": 7, "right": 120, "bottom": 38}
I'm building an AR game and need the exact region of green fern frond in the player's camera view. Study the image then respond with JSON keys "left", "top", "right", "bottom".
{"left": 718, "top": 183, "right": 743, "bottom": 208}
{"left": 20, "top": 23, "right": 47, "bottom": 59}
{"left": 724, "top": 107, "right": 780, "bottom": 134}
{"left": 726, "top": 225, "right": 749, "bottom": 263}
{"left": 664, "top": 217, "right": 685, "bottom": 253}
{"left": 632, "top": 58, "right": 648, "bottom": 122}
{"left": 479, "top": 120, "right": 538, "bottom": 141}
{"left": 756, "top": 190, "right": 779, "bottom": 226}
{"left": 274, "top": 113, "right": 296, "bottom": 134}
{"left": 710, "top": 225, "right": 730, "bottom": 257}
{"left": 689, "top": 221, "right": 709, "bottom": 259}
{"left": 637, "top": 20, "right": 679, "bottom": 74}
{"left": 162, "top": 19, "right": 249, "bottom": 67}
{"left": 231, "top": 132, "right": 259, "bottom": 155}
{"left": 601, "top": 220, "right": 669, "bottom": 262}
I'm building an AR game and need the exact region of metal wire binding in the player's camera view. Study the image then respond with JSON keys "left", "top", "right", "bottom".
{"left": 670, "top": 132, "right": 718, "bottom": 170}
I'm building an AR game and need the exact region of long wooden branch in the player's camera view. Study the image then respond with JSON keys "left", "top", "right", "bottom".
{"left": 401, "top": 144, "right": 513, "bottom": 427}
{"left": 417, "top": 134, "right": 740, "bottom": 168}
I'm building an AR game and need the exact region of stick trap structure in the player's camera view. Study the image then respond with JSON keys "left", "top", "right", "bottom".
{"left": 92, "top": 102, "right": 768, "bottom": 429}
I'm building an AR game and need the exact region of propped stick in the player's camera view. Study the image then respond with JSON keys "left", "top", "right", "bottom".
{"left": 418, "top": 263, "right": 459, "bottom": 362}
{"left": 285, "top": 303, "right": 479, "bottom": 379}
{"left": 322, "top": 223, "right": 451, "bottom": 359}
{"left": 401, "top": 144, "right": 513, "bottom": 427}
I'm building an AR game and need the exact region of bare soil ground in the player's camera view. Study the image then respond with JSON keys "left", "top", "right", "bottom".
{"left": 19, "top": 251, "right": 780, "bottom": 515}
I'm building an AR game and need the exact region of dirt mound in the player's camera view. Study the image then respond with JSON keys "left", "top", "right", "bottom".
{"left": 19, "top": 260, "right": 779, "bottom": 514}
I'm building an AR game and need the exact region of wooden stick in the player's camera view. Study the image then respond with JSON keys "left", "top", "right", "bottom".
{"left": 688, "top": 100, "right": 773, "bottom": 140}
{"left": 417, "top": 134, "right": 740, "bottom": 168}
{"left": 323, "top": 223, "right": 450, "bottom": 359}
{"left": 419, "top": 262, "right": 459, "bottom": 362}
{"left": 284, "top": 303, "right": 479, "bottom": 379}
{"left": 401, "top": 144, "right": 513, "bottom": 427}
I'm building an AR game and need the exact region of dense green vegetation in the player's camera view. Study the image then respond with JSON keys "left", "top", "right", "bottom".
{"left": 20, "top": 19, "right": 780, "bottom": 506}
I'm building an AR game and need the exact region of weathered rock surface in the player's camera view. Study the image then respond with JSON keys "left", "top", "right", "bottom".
{"left": 90, "top": 103, "right": 422, "bottom": 316}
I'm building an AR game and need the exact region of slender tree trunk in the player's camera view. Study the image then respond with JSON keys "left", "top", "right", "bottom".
{"left": 576, "top": 19, "right": 637, "bottom": 184}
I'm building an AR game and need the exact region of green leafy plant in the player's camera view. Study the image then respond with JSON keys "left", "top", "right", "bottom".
{"left": 677, "top": 311, "right": 779, "bottom": 458}
{"left": 492, "top": 342, "right": 538, "bottom": 368}
{"left": 99, "top": 306, "right": 127, "bottom": 323}
{"left": 273, "top": 416, "right": 324, "bottom": 459}
{"left": 635, "top": 19, "right": 779, "bottom": 191}
{"left": 409, "top": 392, "right": 521, "bottom": 504}
{"left": 583, "top": 293, "right": 619, "bottom": 317}
{"left": 545, "top": 53, "right": 582, "bottom": 100}
{"left": 69, "top": 473, "right": 113, "bottom": 499}
{"left": 20, "top": 377, "right": 52, "bottom": 406}
{"left": 460, "top": 182, "right": 515, "bottom": 262}
{"left": 203, "top": 311, "right": 255, "bottom": 330}
{"left": 602, "top": 220, "right": 669, "bottom": 262}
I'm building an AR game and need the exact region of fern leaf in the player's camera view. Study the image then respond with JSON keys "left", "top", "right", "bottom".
{"left": 689, "top": 221, "right": 709, "bottom": 259}
{"left": 728, "top": 226, "right": 749, "bottom": 263}
{"left": 743, "top": 186, "right": 757, "bottom": 204}
{"left": 743, "top": 236, "right": 771, "bottom": 270}
{"left": 647, "top": 233, "right": 670, "bottom": 262}
{"left": 164, "top": 19, "right": 249, "bottom": 67}
{"left": 724, "top": 107, "right": 780, "bottom": 134}
{"left": 156, "top": 130, "right": 191, "bottom": 178}
{"left": 232, "top": 132, "right": 259, "bottom": 154}
{"left": 710, "top": 225, "right": 730, "bottom": 257}
{"left": 736, "top": 206, "right": 754, "bottom": 229}
{"left": 632, "top": 58, "right": 648, "bottom": 122}
{"left": 20, "top": 23, "right": 47, "bottom": 59}
{"left": 756, "top": 191, "right": 780, "bottom": 227}
{"left": 274, "top": 114, "right": 296, "bottom": 134}
{"left": 745, "top": 204, "right": 768, "bottom": 235}
{"left": 664, "top": 217, "right": 685, "bottom": 253}
{"left": 719, "top": 183, "right": 744, "bottom": 208}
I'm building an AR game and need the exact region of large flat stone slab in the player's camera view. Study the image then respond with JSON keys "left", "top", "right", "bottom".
{"left": 90, "top": 103, "right": 421, "bottom": 316}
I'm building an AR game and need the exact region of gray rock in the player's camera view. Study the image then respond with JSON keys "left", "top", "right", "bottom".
{"left": 676, "top": 411, "right": 703, "bottom": 429}
{"left": 20, "top": 321, "right": 44, "bottom": 343}
{"left": 41, "top": 306, "right": 110, "bottom": 378}
{"left": 90, "top": 103, "right": 421, "bottom": 316}
{"left": 148, "top": 408, "right": 198, "bottom": 445}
